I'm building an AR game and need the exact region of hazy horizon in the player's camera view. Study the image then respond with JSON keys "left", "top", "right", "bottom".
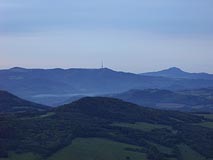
{"left": 1, "top": 66, "right": 213, "bottom": 74}
{"left": 1, "top": 0, "right": 213, "bottom": 73}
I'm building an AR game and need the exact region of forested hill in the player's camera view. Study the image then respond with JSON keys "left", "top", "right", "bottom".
{"left": 0, "top": 97, "right": 213, "bottom": 160}
{"left": 57, "top": 97, "right": 204, "bottom": 124}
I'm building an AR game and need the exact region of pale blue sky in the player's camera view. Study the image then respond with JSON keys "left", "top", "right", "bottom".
{"left": 0, "top": 0, "right": 213, "bottom": 73}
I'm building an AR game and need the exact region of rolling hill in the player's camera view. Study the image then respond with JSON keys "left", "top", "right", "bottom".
{"left": 0, "top": 97, "right": 213, "bottom": 160}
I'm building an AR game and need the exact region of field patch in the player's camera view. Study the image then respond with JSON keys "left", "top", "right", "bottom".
{"left": 196, "top": 114, "right": 213, "bottom": 120}
{"left": 197, "top": 122, "right": 213, "bottom": 129}
{"left": 47, "top": 138, "right": 147, "bottom": 160}
{"left": 112, "top": 122, "right": 172, "bottom": 132}
{"left": 0, "top": 153, "right": 41, "bottom": 160}
{"left": 178, "top": 144, "right": 206, "bottom": 160}
{"left": 148, "top": 142, "right": 173, "bottom": 155}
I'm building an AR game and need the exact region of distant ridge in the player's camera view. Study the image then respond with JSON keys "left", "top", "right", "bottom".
{"left": 1, "top": 67, "right": 213, "bottom": 106}
{"left": 109, "top": 89, "right": 213, "bottom": 112}
{"left": 10, "top": 67, "right": 27, "bottom": 70}
{"left": 141, "top": 67, "right": 213, "bottom": 79}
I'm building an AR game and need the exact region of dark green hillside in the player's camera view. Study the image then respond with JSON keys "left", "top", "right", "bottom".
{"left": 0, "top": 97, "right": 212, "bottom": 160}
{"left": 0, "top": 90, "right": 49, "bottom": 113}
{"left": 57, "top": 97, "right": 204, "bottom": 124}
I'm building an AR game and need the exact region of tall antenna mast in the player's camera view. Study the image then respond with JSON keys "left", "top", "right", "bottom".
{"left": 101, "top": 60, "right": 104, "bottom": 69}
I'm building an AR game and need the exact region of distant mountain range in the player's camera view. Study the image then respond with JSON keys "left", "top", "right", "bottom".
{"left": 0, "top": 90, "right": 49, "bottom": 113}
{"left": 141, "top": 67, "right": 213, "bottom": 79}
{"left": 1, "top": 67, "right": 213, "bottom": 105}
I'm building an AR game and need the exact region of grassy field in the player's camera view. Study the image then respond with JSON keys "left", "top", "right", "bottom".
{"left": 178, "top": 144, "right": 206, "bottom": 160}
{"left": 196, "top": 114, "right": 213, "bottom": 120}
{"left": 194, "top": 114, "right": 213, "bottom": 129}
{"left": 0, "top": 138, "right": 147, "bottom": 160}
{"left": 197, "top": 122, "right": 213, "bottom": 129}
{"left": 47, "top": 138, "right": 147, "bottom": 160}
{"left": 148, "top": 142, "right": 173, "bottom": 155}
{"left": 112, "top": 122, "right": 172, "bottom": 132}
{"left": 0, "top": 153, "right": 41, "bottom": 160}
{"left": 39, "top": 112, "right": 55, "bottom": 118}
{"left": 1, "top": 139, "right": 212, "bottom": 160}
{"left": 20, "top": 112, "right": 56, "bottom": 120}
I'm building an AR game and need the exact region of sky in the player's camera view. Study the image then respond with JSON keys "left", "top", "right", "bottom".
{"left": 0, "top": 0, "right": 213, "bottom": 73}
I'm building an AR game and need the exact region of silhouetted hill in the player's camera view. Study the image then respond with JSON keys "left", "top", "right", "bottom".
{"left": 0, "top": 90, "right": 49, "bottom": 113}
{"left": 57, "top": 97, "right": 205, "bottom": 123}
{"left": 1, "top": 67, "right": 213, "bottom": 106}
{"left": 141, "top": 67, "right": 213, "bottom": 79}
{"left": 110, "top": 89, "right": 213, "bottom": 112}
